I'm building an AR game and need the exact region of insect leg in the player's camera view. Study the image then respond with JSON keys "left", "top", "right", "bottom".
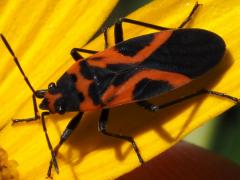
{"left": 98, "top": 109, "right": 144, "bottom": 164}
{"left": 204, "top": 89, "right": 239, "bottom": 102}
{"left": 178, "top": 2, "right": 201, "bottom": 28}
{"left": 103, "top": 28, "right": 109, "bottom": 49}
{"left": 71, "top": 25, "right": 109, "bottom": 60}
{"left": 70, "top": 48, "right": 98, "bottom": 60}
{"left": 137, "top": 89, "right": 239, "bottom": 112}
{"left": 114, "top": 2, "right": 200, "bottom": 43}
{"left": 41, "top": 112, "right": 59, "bottom": 175}
{"left": 114, "top": 18, "right": 171, "bottom": 44}
{"left": 11, "top": 94, "right": 40, "bottom": 124}
{"left": 47, "top": 112, "right": 84, "bottom": 177}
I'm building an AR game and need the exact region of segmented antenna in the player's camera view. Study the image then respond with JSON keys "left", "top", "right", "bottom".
{"left": 0, "top": 34, "right": 36, "bottom": 95}
{"left": 1, "top": 34, "right": 59, "bottom": 174}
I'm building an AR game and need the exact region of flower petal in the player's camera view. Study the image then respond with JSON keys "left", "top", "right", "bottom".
{"left": 0, "top": 0, "right": 118, "bottom": 127}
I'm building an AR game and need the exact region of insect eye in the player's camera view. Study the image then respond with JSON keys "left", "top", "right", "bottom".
{"left": 48, "top": 82, "right": 56, "bottom": 89}
{"left": 48, "top": 82, "right": 57, "bottom": 94}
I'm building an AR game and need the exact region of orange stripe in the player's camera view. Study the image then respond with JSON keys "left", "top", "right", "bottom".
{"left": 102, "top": 69, "right": 191, "bottom": 108}
{"left": 87, "top": 30, "right": 173, "bottom": 68}
{"left": 64, "top": 30, "right": 178, "bottom": 111}
{"left": 67, "top": 61, "right": 100, "bottom": 111}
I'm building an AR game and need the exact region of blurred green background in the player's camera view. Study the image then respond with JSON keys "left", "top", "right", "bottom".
{"left": 185, "top": 105, "right": 240, "bottom": 165}
{"left": 95, "top": 0, "right": 240, "bottom": 165}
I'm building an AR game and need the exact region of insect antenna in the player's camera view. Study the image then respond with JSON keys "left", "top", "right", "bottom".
{"left": 0, "top": 34, "right": 36, "bottom": 95}
{"left": 1, "top": 34, "right": 60, "bottom": 174}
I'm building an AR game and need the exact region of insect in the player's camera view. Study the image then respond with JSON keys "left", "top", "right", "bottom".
{"left": 1, "top": 2, "right": 239, "bottom": 177}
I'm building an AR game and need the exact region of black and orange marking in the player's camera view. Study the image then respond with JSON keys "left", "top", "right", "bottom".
{"left": 1, "top": 2, "right": 239, "bottom": 178}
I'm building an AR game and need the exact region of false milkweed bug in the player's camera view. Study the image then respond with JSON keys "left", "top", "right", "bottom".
{"left": 0, "top": 1, "right": 239, "bottom": 177}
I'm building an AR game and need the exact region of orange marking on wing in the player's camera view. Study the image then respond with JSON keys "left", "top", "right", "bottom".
{"left": 87, "top": 30, "right": 173, "bottom": 68}
{"left": 101, "top": 85, "right": 116, "bottom": 103}
{"left": 102, "top": 69, "right": 191, "bottom": 108}
{"left": 67, "top": 61, "right": 100, "bottom": 111}
{"left": 63, "top": 31, "right": 174, "bottom": 111}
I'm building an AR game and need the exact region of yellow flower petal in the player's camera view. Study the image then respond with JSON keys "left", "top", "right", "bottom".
{"left": 1, "top": 0, "right": 240, "bottom": 180}
{"left": 0, "top": 0, "right": 118, "bottom": 127}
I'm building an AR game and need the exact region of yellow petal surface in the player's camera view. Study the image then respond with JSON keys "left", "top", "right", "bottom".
{"left": 1, "top": 0, "right": 240, "bottom": 180}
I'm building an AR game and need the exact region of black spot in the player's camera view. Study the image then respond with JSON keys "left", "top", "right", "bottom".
{"left": 57, "top": 73, "right": 76, "bottom": 92}
{"left": 70, "top": 73, "right": 77, "bottom": 82}
{"left": 54, "top": 73, "right": 85, "bottom": 112}
{"left": 106, "top": 63, "right": 139, "bottom": 86}
{"left": 91, "top": 67, "right": 115, "bottom": 97}
{"left": 78, "top": 63, "right": 117, "bottom": 104}
{"left": 78, "top": 92, "right": 84, "bottom": 102}
{"left": 112, "top": 67, "right": 140, "bottom": 86}
{"left": 80, "top": 61, "right": 93, "bottom": 80}
{"left": 141, "top": 29, "right": 225, "bottom": 78}
{"left": 88, "top": 82, "right": 103, "bottom": 105}
{"left": 133, "top": 78, "right": 173, "bottom": 101}
{"left": 90, "top": 56, "right": 104, "bottom": 61}
{"left": 115, "top": 34, "right": 154, "bottom": 57}
{"left": 39, "top": 98, "right": 49, "bottom": 110}
{"left": 107, "top": 63, "right": 135, "bottom": 72}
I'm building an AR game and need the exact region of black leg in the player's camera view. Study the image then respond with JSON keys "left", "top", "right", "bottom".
{"left": 114, "top": 18, "right": 171, "bottom": 45}
{"left": 98, "top": 109, "right": 144, "bottom": 164}
{"left": 71, "top": 27, "right": 109, "bottom": 61}
{"left": 178, "top": 2, "right": 201, "bottom": 28}
{"left": 103, "top": 28, "right": 109, "bottom": 49}
{"left": 12, "top": 94, "right": 40, "bottom": 124}
{"left": 47, "top": 112, "right": 84, "bottom": 177}
{"left": 114, "top": 2, "right": 200, "bottom": 43}
{"left": 41, "top": 112, "right": 59, "bottom": 175}
{"left": 70, "top": 48, "right": 98, "bottom": 61}
{"left": 137, "top": 89, "right": 239, "bottom": 112}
